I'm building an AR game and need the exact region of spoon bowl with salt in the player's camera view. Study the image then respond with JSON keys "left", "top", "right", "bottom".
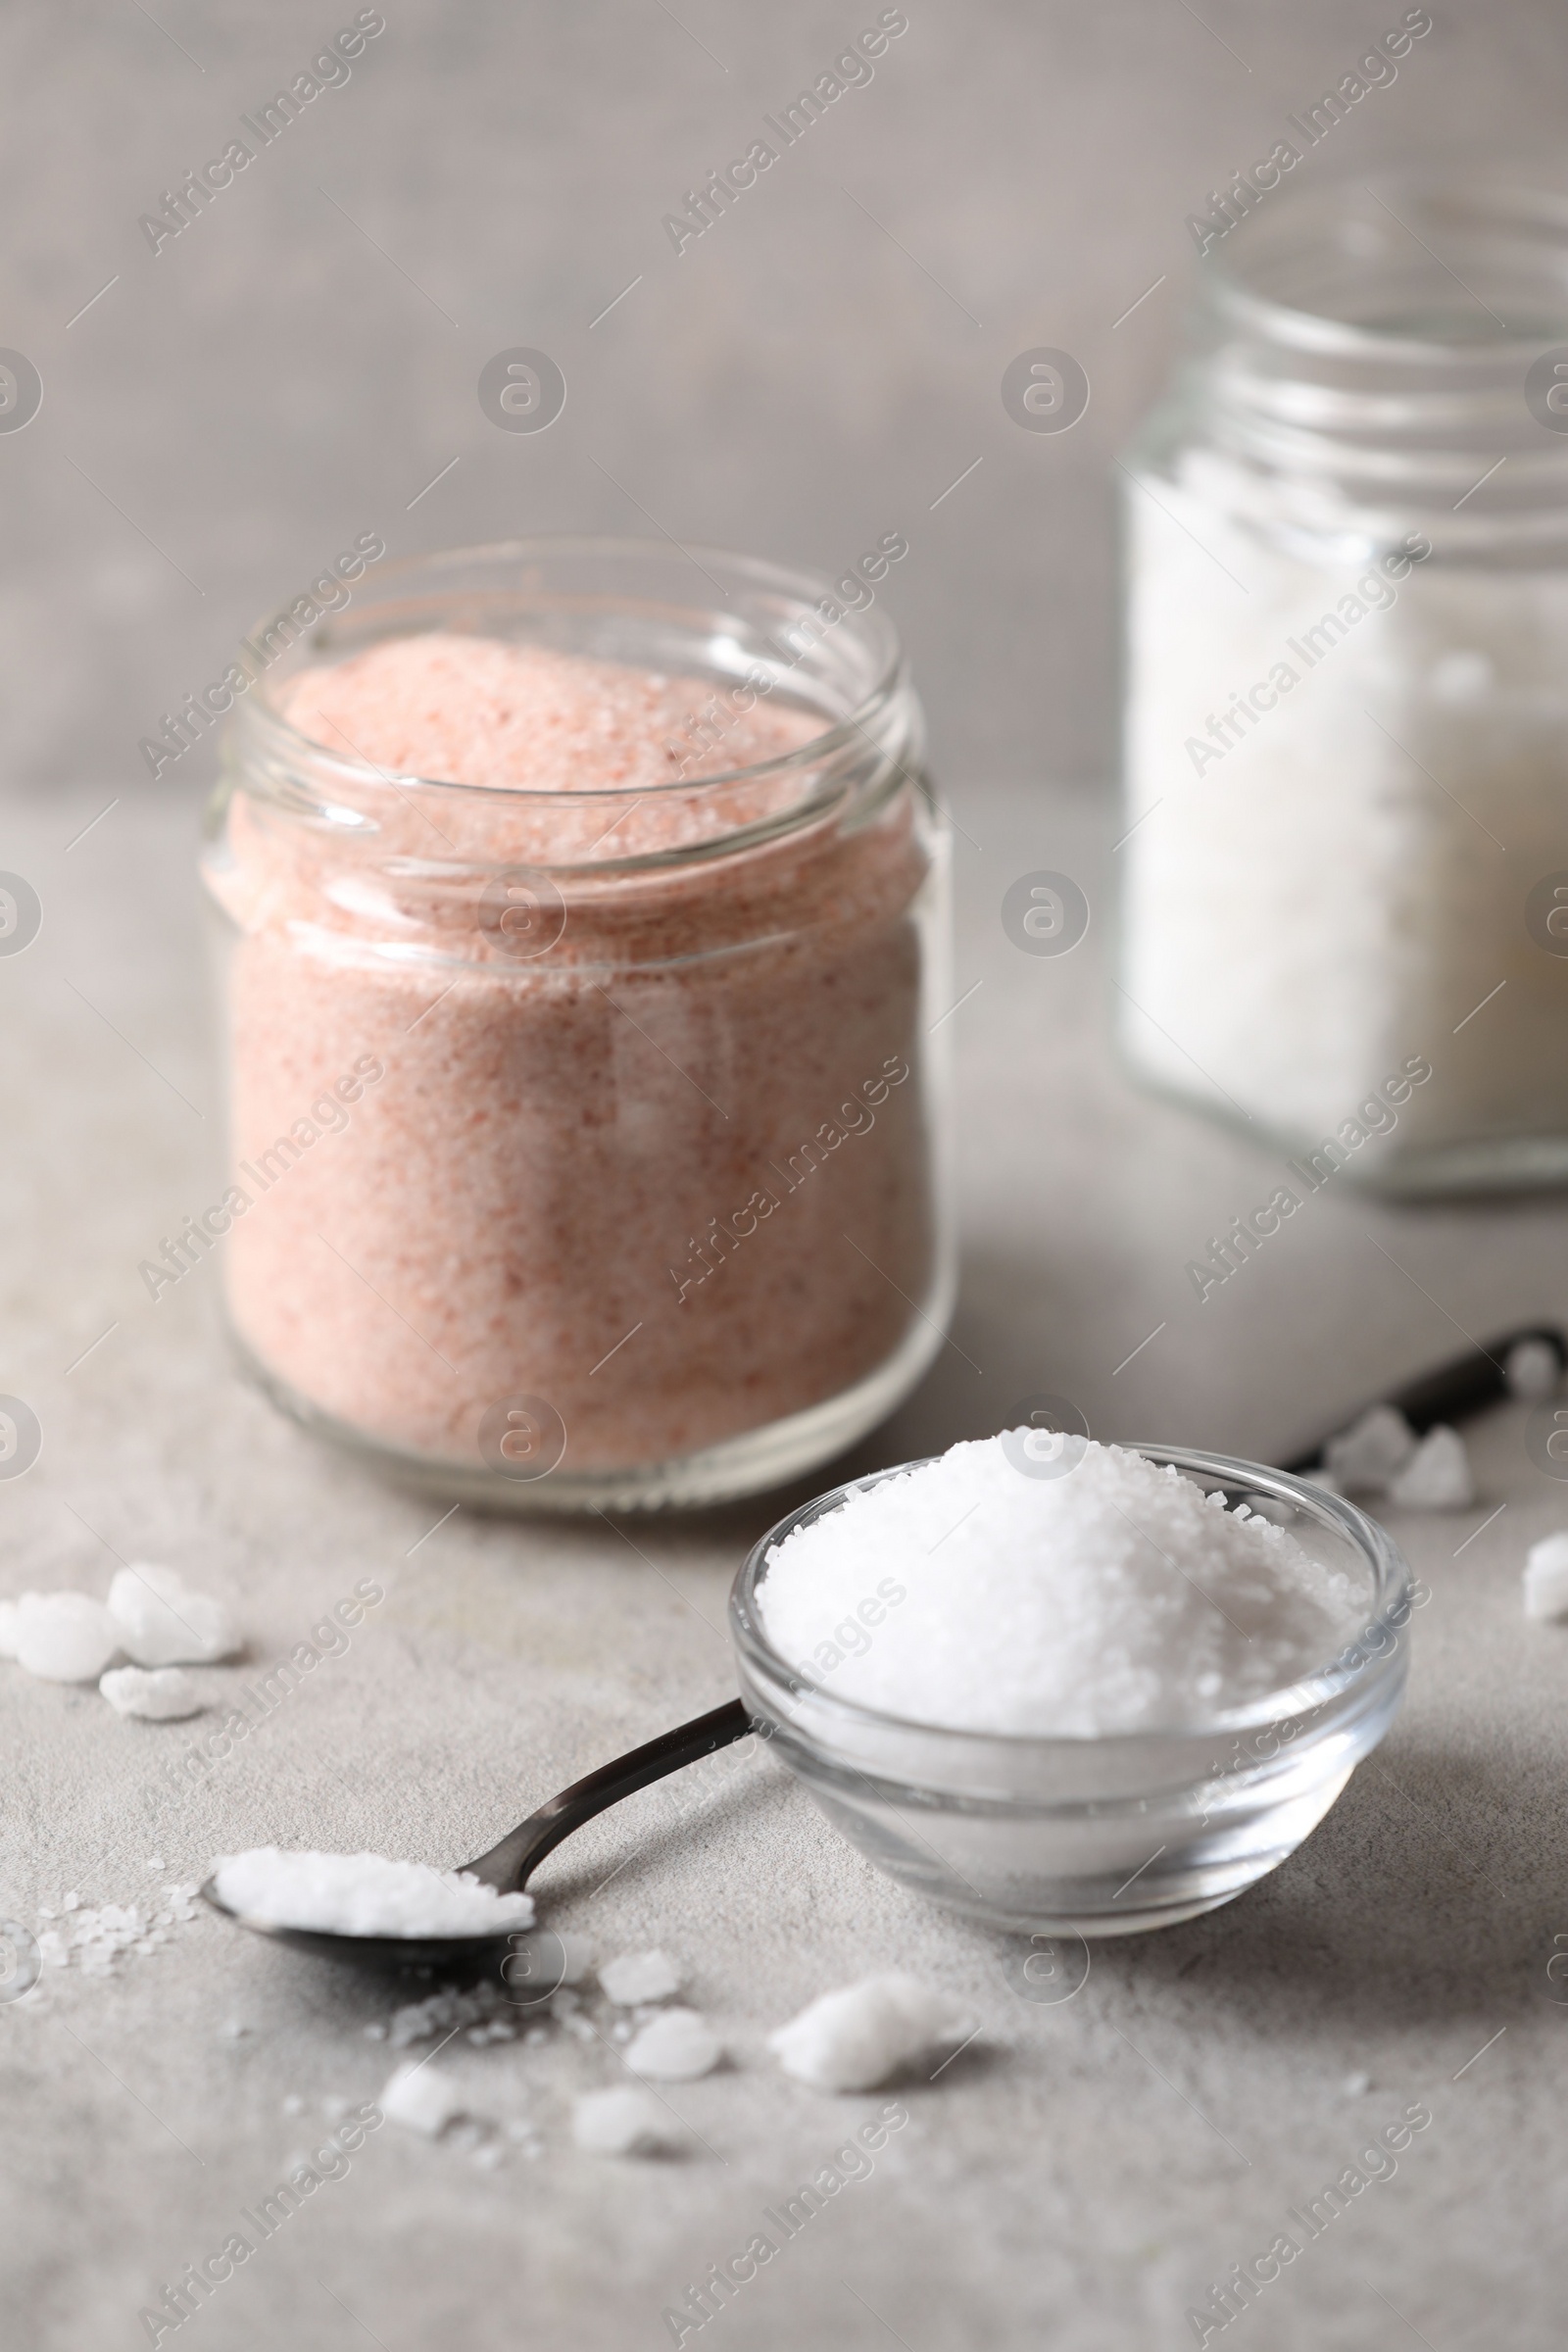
{"left": 199, "top": 1696, "right": 751, "bottom": 1972}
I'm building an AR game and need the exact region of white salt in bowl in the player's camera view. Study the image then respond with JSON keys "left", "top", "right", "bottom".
{"left": 729, "top": 1446, "right": 1412, "bottom": 1936}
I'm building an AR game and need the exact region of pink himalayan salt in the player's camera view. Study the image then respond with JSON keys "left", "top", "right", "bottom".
{"left": 281, "top": 631, "right": 817, "bottom": 797}
{"left": 210, "top": 633, "right": 936, "bottom": 1476}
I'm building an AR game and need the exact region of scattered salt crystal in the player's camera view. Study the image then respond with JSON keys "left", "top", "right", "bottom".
{"left": 1341, "top": 2071, "right": 1370, "bottom": 2096}
{"left": 1507, "top": 1338, "right": 1561, "bottom": 1402}
{"left": 107, "top": 1565, "right": 239, "bottom": 1666}
{"left": 146, "top": 1858, "right": 165, "bottom": 1872}
{"left": 767, "top": 1974, "right": 967, "bottom": 2093}
{"left": 15, "top": 1592, "right": 119, "bottom": 1684}
{"left": 626, "top": 2008, "right": 721, "bottom": 2082}
{"left": 61, "top": 1893, "right": 79, "bottom": 1912}
{"left": 600, "top": 1949, "right": 681, "bottom": 2006}
{"left": 1523, "top": 1532, "right": 1568, "bottom": 1622}
{"left": 100, "top": 1665, "right": 204, "bottom": 1721}
{"left": 504, "top": 2119, "right": 535, "bottom": 2142}
{"left": 473, "top": 2140, "right": 506, "bottom": 2170}
{"left": 1386, "top": 1426, "right": 1474, "bottom": 1512}
{"left": 220, "top": 2020, "right": 253, "bottom": 2040}
{"left": 612, "top": 2022, "right": 632, "bottom": 2043}
{"left": 281, "top": 2093, "right": 304, "bottom": 2115}
{"left": 364, "top": 2023, "right": 387, "bottom": 2040}
{"left": 389, "top": 1980, "right": 512, "bottom": 2049}
{"left": 380, "top": 2062, "right": 466, "bottom": 2137}
{"left": 321, "top": 2096, "right": 349, "bottom": 2120}
{"left": 210, "top": 1849, "right": 536, "bottom": 1938}
{"left": 571, "top": 2086, "right": 680, "bottom": 2157}
{"left": 1323, "top": 1405, "right": 1418, "bottom": 1494}
{"left": 758, "top": 1435, "right": 1364, "bottom": 1736}
{"left": 0, "top": 1598, "right": 20, "bottom": 1659}
{"left": 524, "top": 2027, "right": 548, "bottom": 2047}
{"left": 53, "top": 1901, "right": 149, "bottom": 1975}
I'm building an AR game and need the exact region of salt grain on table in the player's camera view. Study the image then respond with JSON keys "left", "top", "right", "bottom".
{"left": 571, "top": 2087, "right": 681, "bottom": 2157}
{"left": 599, "top": 1949, "right": 681, "bottom": 2006}
{"left": 1323, "top": 1405, "right": 1418, "bottom": 1494}
{"left": 380, "top": 2063, "right": 466, "bottom": 2137}
{"left": 625, "top": 2008, "right": 721, "bottom": 2082}
{"left": 14, "top": 1592, "right": 119, "bottom": 1683}
{"left": 99, "top": 1665, "right": 204, "bottom": 1720}
{"left": 768, "top": 1974, "right": 967, "bottom": 2093}
{"left": 1386, "top": 1425, "right": 1474, "bottom": 1511}
{"left": 1523, "top": 1532, "right": 1568, "bottom": 1621}
{"left": 107, "top": 1565, "right": 240, "bottom": 1666}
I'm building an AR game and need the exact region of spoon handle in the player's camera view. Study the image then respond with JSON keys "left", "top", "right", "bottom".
{"left": 1280, "top": 1322, "right": 1566, "bottom": 1474}
{"left": 466, "top": 1697, "right": 753, "bottom": 1893}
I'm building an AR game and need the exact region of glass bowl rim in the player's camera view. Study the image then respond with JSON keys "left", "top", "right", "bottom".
{"left": 729, "top": 1443, "right": 1413, "bottom": 1751}
{"left": 237, "top": 533, "right": 908, "bottom": 805}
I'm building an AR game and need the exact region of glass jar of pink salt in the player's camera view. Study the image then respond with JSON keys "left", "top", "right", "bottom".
{"left": 202, "top": 539, "right": 953, "bottom": 1510}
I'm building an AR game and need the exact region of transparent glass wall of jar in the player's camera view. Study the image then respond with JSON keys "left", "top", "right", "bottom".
{"left": 1119, "top": 176, "right": 1568, "bottom": 1193}
{"left": 202, "top": 540, "right": 954, "bottom": 1509}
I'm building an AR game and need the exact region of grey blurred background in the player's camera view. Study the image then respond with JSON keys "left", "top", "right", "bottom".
{"left": 6, "top": 0, "right": 1565, "bottom": 803}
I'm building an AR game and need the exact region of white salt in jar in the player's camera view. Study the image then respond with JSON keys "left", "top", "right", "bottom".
{"left": 1120, "top": 176, "right": 1568, "bottom": 1192}
{"left": 200, "top": 540, "right": 952, "bottom": 1509}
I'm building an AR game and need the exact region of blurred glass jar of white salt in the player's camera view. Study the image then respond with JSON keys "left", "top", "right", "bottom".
{"left": 1120, "top": 175, "right": 1568, "bottom": 1192}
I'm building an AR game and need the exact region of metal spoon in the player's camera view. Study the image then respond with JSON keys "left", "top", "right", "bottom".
{"left": 200, "top": 1696, "right": 751, "bottom": 1973}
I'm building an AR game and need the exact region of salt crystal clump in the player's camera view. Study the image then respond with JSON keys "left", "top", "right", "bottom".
{"left": 1323, "top": 1405, "right": 1418, "bottom": 1494}
{"left": 1386, "top": 1426, "right": 1474, "bottom": 1511}
{"left": 100, "top": 1665, "right": 204, "bottom": 1721}
{"left": 210, "top": 1849, "right": 536, "bottom": 1937}
{"left": 625, "top": 2008, "right": 721, "bottom": 2082}
{"left": 758, "top": 1436, "right": 1365, "bottom": 1736}
{"left": 571, "top": 2086, "right": 681, "bottom": 2156}
{"left": 108, "top": 1565, "right": 239, "bottom": 1666}
{"left": 1507, "top": 1338, "right": 1561, "bottom": 1402}
{"left": 1523, "top": 1532, "right": 1568, "bottom": 1622}
{"left": 380, "top": 2063, "right": 466, "bottom": 2137}
{"left": 15, "top": 1592, "right": 119, "bottom": 1683}
{"left": 600, "top": 1949, "right": 681, "bottom": 2006}
{"left": 768, "top": 1974, "right": 966, "bottom": 2093}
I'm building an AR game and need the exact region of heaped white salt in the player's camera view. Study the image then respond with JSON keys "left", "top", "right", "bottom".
{"left": 0, "top": 1597, "right": 22, "bottom": 1659}
{"left": 1323, "top": 1405, "right": 1418, "bottom": 1494}
{"left": 1523, "top": 1532, "right": 1568, "bottom": 1621}
{"left": 1507, "top": 1338, "right": 1561, "bottom": 1402}
{"left": 15, "top": 1592, "right": 120, "bottom": 1683}
{"left": 757, "top": 1435, "right": 1364, "bottom": 1736}
{"left": 599, "top": 1949, "right": 681, "bottom": 2006}
{"left": 768, "top": 1974, "right": 966, "bottom": 2093}
{"left": 571, "top": 2086, "right": 680, "bottom": 2156}
{"left": 625, "top": 2008, "right": 721, "bottom": 2082}
{"left": 380, "top": 2062, "right": 465, "bottom": 2137}
{"left": 210, "top": 1849, "right": 535, "bottom": 1937}
{"left": 108, "top": 1564, "right": 239, "bottom": 1666}
{"left": 1386, "top": 1426, "right": 1474, "bottom": 1511}
{"left": 100, "top": 1665, "right": 204, "bottom": 1721}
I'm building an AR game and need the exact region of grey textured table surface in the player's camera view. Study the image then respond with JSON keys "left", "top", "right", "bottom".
{"left": 8, "top": 4, "right": 1568, "bottom": 2346}
{"left": 5, "top": 775, "right": 1568, "bottom": 2352}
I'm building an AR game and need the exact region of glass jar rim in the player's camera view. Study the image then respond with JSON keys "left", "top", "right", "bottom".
{"left": 730, "top": 1444, "right": 1413, "bottom": 1750}
{"left": 236, "top": 533, "right": 909, "bottom": 806}
{"left": 1200, "top": 169, "right": 1568, "bottom": 361}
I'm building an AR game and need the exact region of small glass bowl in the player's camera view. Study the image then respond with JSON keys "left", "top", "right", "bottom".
{"left": 729, "top": 1446, "right": 1412, "bottom": 1936}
